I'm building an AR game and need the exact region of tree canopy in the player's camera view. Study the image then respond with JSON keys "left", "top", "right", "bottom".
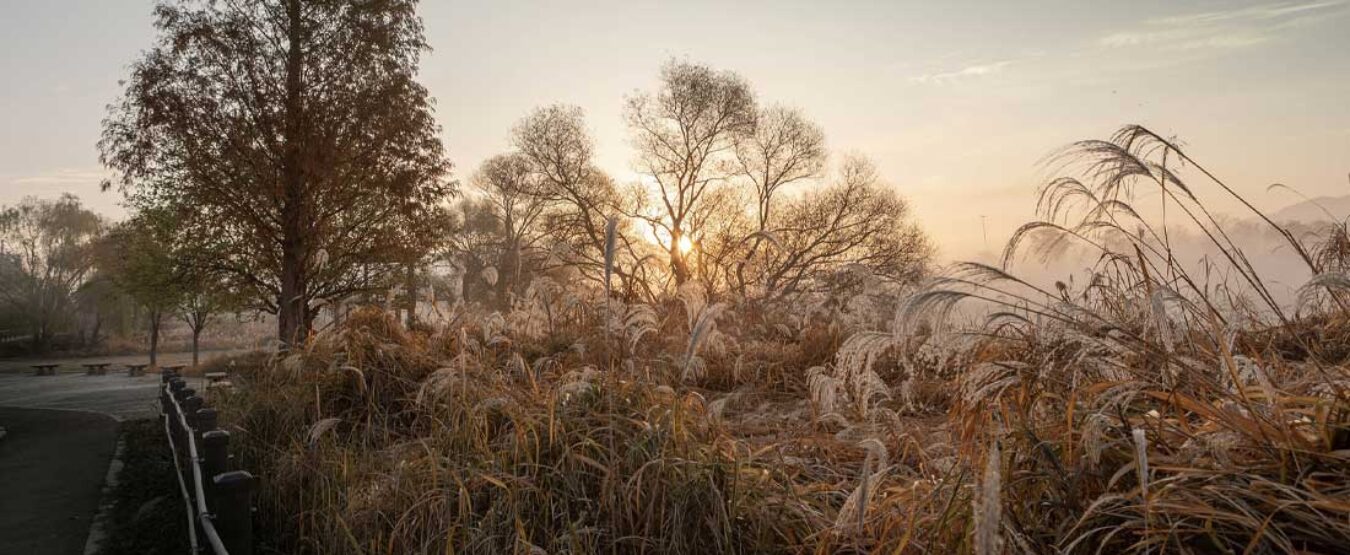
{"left": 438, "top": 60, "right": 931, "bottom": 309}
{"left": 101, "top": 0, "right": 454, "bottom": 345}
{"left": 0, "top": 195, "right": 103, "bottom": 350}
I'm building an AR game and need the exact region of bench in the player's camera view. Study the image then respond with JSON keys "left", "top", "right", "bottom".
{"left": 127, "top": 363, "right": 149, "bottom": 377}
{"left": 205, "top": 371, "right": 233, "bottom": 390}
{"left": 31, "top": 364, "right": 58, "bottom": 376}
{"left": 83, "top": 363, "right": 112, "bottom": 376}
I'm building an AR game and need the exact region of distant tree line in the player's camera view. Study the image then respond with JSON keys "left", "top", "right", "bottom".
{"left": 0, "top": 194, "right": 244, "bottom": 361}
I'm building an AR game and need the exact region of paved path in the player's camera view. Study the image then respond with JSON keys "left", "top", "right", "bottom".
{"left": 0, "top": 350, "right": 249, "bottom": 553}
{"left": 0, "top": 407, "right": 119, "bottom": 555}
{"left": 0, "top": 349, "right": 242, "bottom": 376}
{"left": 0, "top": 349, "right": 247, "bottom": 419}
{"left": 0, "top": 372, "right": 164, "bottom": 421}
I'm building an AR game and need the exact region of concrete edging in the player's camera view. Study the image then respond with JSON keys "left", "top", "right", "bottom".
{"left": 83, "top": 435, "right": 127, "bottom": 555}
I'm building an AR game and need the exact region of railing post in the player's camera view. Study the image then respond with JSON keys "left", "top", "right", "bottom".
{"left": 213, "top": 471, "right": 254, "bottom": 555}
{"left": 176, "top": 387, "right": 196, "bottom": 453}
{"left": 202, "top": 430, "right": 231, "bottom": 508}
{"left": 184, "top": 397, "right": 205, "bottom": 432}
{"left": 194, "top": 409, "right": 218, "bottom": 443}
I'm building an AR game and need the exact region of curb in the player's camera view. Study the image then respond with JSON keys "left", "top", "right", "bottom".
{"left": 83, "top": 433, "right": 127, "bottom": 555}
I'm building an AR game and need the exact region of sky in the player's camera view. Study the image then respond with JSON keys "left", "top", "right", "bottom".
{"left": 2, "top": 0, "right": 1348, "bottom": 260}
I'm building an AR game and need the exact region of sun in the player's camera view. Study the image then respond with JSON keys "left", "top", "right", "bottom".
{"left": 677, "top": 235, "right": 695, "bottom": 255}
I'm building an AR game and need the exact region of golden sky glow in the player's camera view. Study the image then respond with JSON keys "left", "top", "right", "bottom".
{"left": 677, "top": 236, "right": 695, "bottom": 256}
{"left": 3, "top": 1, "right": 1348, "bottom": 260}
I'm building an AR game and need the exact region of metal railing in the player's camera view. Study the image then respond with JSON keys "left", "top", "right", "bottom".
{"left": 161, "top": 369, "right": 254, "bottom": 555}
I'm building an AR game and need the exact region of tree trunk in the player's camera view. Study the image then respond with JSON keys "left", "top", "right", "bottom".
{"left": 498, "top": 242, "right": 519, "bottom": 309}
{"left": 277, "top": 0, "right": 308, "bottom": 349}
{"left": 90, "top": 311, "right": 102, "bottom": 347}
{"left": 191, "top": 326, "right": 201, "bottom": 367}
{"left": 736, "top": 201, "right": 772, "bottom": 298}
{"left": 670, "top": 233, "right": 691, "bottom": 286}
{"left": 148, "top": 309, "right": 161, "bottom": 367}
{"left": 463, "top": 257, "right": 484, "bottom": 304}
{"left": 278, "top": 240, "right": 307, "bottom": 347}
{"left": 404, "top": 261, "right": 418, "bottom": 328}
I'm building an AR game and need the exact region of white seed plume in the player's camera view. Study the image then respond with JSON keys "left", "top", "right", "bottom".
{"left": 1133, "top": 427, "right": 1150, "bottom": 497}
{"left": 306, "top": 417, "right": 342, "bottom": 447}
{"left": 973, "top": 441, "right": 1003, "bottom": 555}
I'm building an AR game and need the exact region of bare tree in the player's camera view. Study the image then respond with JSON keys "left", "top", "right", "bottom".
{"left": 512, "top": 105, "right": 652, "bottom": 299}
{"left": 444, "top": 197, "right": 504, "bottom": 306}
{"left": 72, "top": 275, "right": 128, "bottom": 348}
{"left": 626, "top": 60, "right": 757, "bottom": 285}
{"left": 756, "top": 156, "right": 931, "bottom": 298}
{"left": 0, "top": 195, "right": 103, "bottom": 352}
{"left": 180, "top": 272, "right": 242, "bottom": 367}
{"left": 688, "top": 185, "right": 754, "bottom": 291}
{"left": 101, "top": 0, "right": 453, "bottom": 346}
{"left": 471, "top": 153, "right": 550, "bottom": 305}
{"left": 732, "top": 106, "right": 826, "bottom": 295}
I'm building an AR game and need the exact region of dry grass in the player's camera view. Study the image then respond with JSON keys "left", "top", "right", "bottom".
{"left": 215, "top": 126, "right": 1350, "bottom": 554}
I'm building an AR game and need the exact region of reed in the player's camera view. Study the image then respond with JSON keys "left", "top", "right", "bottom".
{"left": 215, "top": 125, "right": 1350, "bottom": 554}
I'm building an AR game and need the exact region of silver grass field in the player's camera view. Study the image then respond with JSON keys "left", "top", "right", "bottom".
{"left": 209, "top": 127, "right": 1350, "bottom": 554}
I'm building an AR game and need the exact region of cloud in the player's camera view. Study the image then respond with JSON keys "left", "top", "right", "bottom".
{"left": 6, "top": 168, "right": 114, "bottom": 203}
{"left": 1099, "top": 30, "right": 1270, "bottom": 50}
{"left": 1155, "top": 0, "right": 1344, "bottom": 26}
{"left": 1099, "top": 0, "right": 1346, "bottom": 52}
{"left": 9, "top": 168, "right": 110, "bottom": 188}
{"left": 911, "top": 60, "right": 1013, "bottom": 85}
{"left": 2, "top": 168, "right": 126, "bottom": 219}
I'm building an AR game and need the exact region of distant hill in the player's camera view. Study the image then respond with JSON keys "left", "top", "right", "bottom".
{"left": 1271, "top": 195, "right": 1350, "bottom": 224}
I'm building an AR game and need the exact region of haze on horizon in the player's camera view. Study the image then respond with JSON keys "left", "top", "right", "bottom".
{"left": 2, "top": 0, "right": 1347, "bottom": 260}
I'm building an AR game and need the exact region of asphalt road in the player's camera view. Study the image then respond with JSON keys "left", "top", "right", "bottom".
{"left": 0, "top": 407, "right": 119, "bottom": 555}
{"left": 0, "top": 349, "right": 241, "bottom": 376}
{"left": 0, "top": 351, "right": 245, "bottom": 553}
{"left": 0, "top": 372, "right": 164, "bottom": 421}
